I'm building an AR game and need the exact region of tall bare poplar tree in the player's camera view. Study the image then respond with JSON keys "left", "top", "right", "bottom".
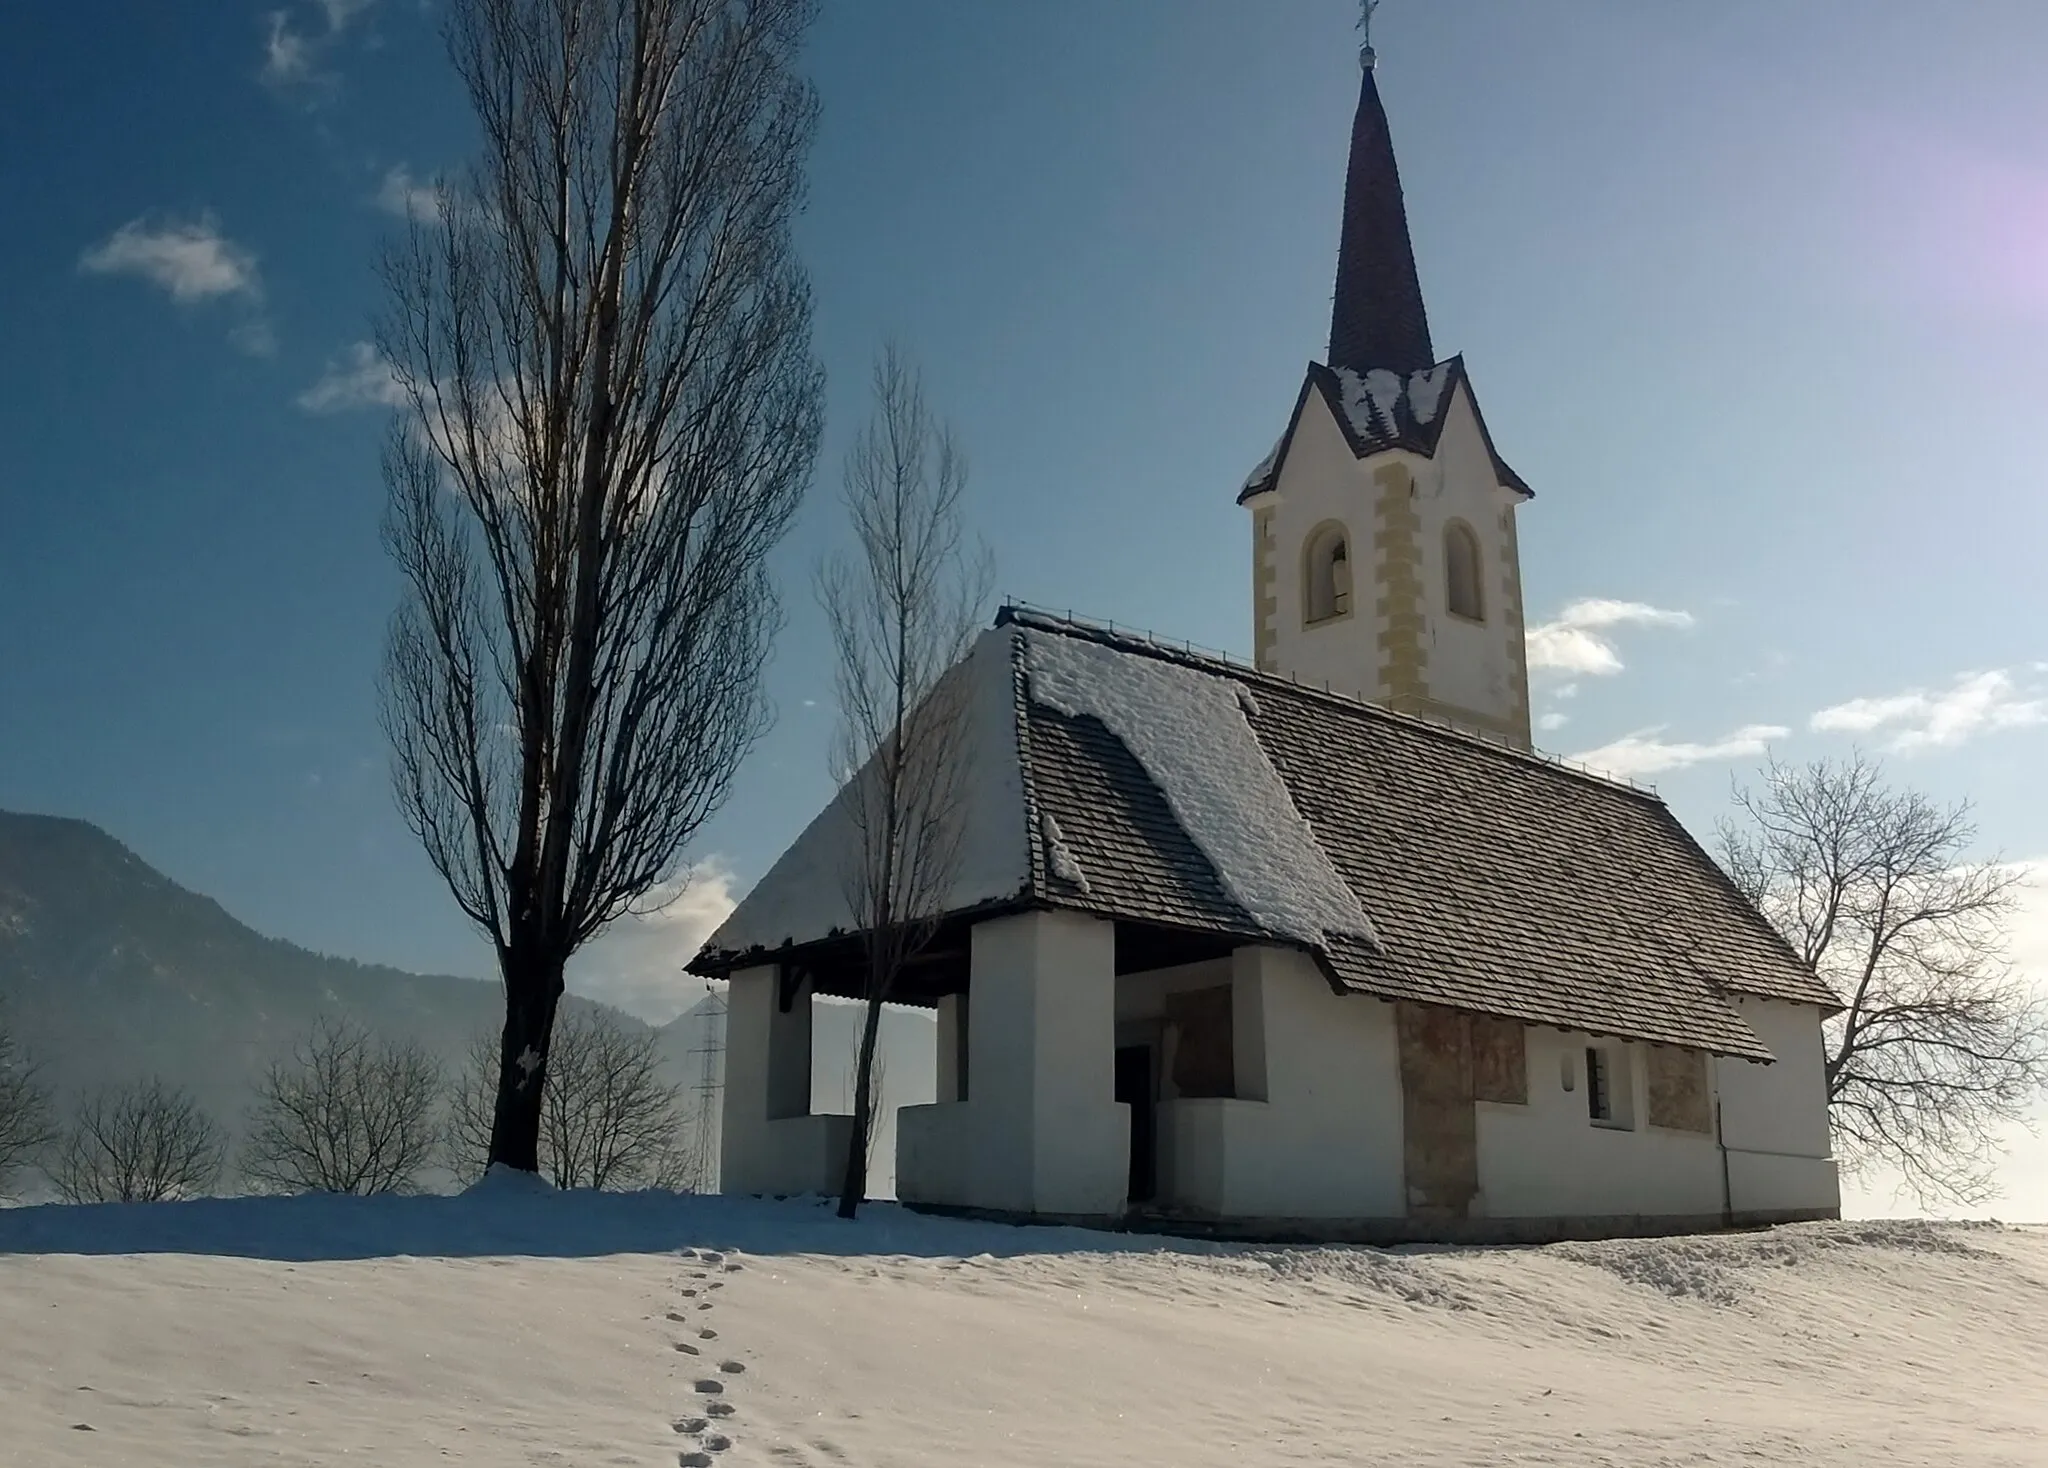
{"left": 1720, "top": 753, "right": 2048, "bottom": 1204}
{"left": 380, "top": 0, "right": 824, "bottom": 1175}
{"left": 819, "top": 345, "right": 992, "bottom": 1219}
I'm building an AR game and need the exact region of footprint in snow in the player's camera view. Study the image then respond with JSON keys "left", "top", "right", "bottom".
{"left": 693, "top": 1379, "right": 725, "bottom": 1396}
{"left": 718, "top": 1361, "right": 745, "bottom": 1375}
{"left": 697, "top": 1328, "right": 718, "bottom": 1340}
{"left": 705, "top": 1401, "right": 736, "bottom": 1419}
{"left": 673, "top": 1343, "right": 699, "bottom": 1356}
{"left": 675, "top": 1418, "right": 709, "bottom": 1435}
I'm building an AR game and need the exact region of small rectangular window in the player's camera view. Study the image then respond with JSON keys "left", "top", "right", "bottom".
{"left": 1585, "top": 1046, "right": 1635, "bottom": 1129}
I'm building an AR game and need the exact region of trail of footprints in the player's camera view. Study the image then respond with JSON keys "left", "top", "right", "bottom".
{"left": 667, "top": 1248, "right": 749, "bottom": 1467}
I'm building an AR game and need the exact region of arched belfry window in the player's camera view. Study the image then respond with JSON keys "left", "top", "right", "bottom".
{"left": 1444, "top": 521, "right": 1484, "bottom": 622}
{"left": 1304, "top": 523, "right": 1352, "bottom": 625}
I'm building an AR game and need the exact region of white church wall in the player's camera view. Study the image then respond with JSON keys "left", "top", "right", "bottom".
{"left": 1410, "top": 385, "right": 1521, "bottom": 732}
{"left": 1717, "top": 998, "right": 1841, "bottom": 1215}
{"left": 719, "top": 966, "right": 856, "bottom": 1197}
{"left": 897, "top": 910, "right": 1128, "bottom": 1217}
{"left": 1156, "top": 945, "right": 1406, "bottom": 1220}
{"left": 1476, "top": 1027, "right": 1726, "bottom": 1220}
{"left": 1254, "top": 390, "right": 1385, "bottom": 701}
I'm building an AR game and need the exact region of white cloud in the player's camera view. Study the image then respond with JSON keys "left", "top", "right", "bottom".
{"left": 298, "top": 342, "right": 407, "bottom": 413}
{"left": 80, "top": 213, "right": 273, "bottom": 355}
{"left": 262, "top": 1, "right": 378, "bottom": 101}
{"left": 1538, "top": 711, "right": 1571, "bottom": 733}
{"left": 318, "top": 0, "right": 378, "bottom": 27}
{"left": 375, "top": 165, "right": 440, "bottom": 222}
{"left": 80, "top": 214, "right": 261, "bottom": 304}
{"left": 1526, "top": 599, "right": 1695, "bottom": 677}
{"left": 261, "top": 12, "right": 320, "bottom": 91}
{"left": 1809, "top": 669, "right": 2048, "bottom": 753}
{"left": 1567, "top": 723, "right": 1787, "bottom": 780}
{"left": 567, "top": 862, "right": 740, "bottom": 1024}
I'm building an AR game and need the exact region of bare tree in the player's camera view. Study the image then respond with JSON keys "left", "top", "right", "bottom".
{"left": 241, "top": 1019, "right": 445, "bottom": 1196}
{"left": 447, "top": 1006, "right": 692, "bottom": 1190}
{"left": 818, "top": 345, "right": 993, "bottom": 1219}
{"left": 1720, "top": 752, "right": 2048, "bottom": 1204}
{"left": 377, "top": 0, "right": 825, "bottom": 1176}
{"left": 53, "top": 1080, "right": 227, "bottom": 1204}
{"left": 0, "top": 999, "right": 55, "bottom": 1198}
{"left": 842, "top": 1024, "right": 887, "bottom": 1178}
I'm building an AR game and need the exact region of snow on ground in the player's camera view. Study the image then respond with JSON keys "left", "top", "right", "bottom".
{"left": 2, "top": 1191, "right": 2044, "bottom": 1467}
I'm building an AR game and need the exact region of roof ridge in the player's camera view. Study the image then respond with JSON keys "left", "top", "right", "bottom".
{"left": 994, "top": 602, "right": 1664, "bottom": 805}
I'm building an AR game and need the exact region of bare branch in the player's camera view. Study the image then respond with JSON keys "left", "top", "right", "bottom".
{"left": 0, "top": 999, "right": 56, "bottom": 1198}
{"left": 1721, "top": 751, "right": 2048, "bottom": 1205}
{"left": 241, "top": 1018, "right": 446, "bottom": 1196}
{"left": 379, "top": 0, "right": 824, "bottom": 1174}
{"left": 817, "top": 342, "right": 994, "bottom": 1219}
{"left": 446, "top": 1006, "right": 691, "bottom": 1190}
{"left": 53, "top": 1080, "right": 227, "bottom": 1204}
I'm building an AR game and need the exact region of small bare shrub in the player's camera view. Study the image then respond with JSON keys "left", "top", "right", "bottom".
{"left": 54, "top": 1079, "right": 226, "bottom": 1204}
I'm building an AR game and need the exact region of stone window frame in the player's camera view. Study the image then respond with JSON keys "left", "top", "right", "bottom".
{"left": 1302, "top": 520, "right": 1354, "bottom": 626}
{"left": 1443, "top": 518, "right": 1485, "bottom": 624}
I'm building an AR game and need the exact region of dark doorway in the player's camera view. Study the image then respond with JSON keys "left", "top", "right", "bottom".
{"left": 1114, "top": 1044, "right": 1156, "bottom": 1205}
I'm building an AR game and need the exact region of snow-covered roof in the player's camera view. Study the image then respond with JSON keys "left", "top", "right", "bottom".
{"left": 693, "top": 611, "right": 1836, "bottom": 1060}
{"left": 1238, "top": 356, "right": 1533, "bottom": 503}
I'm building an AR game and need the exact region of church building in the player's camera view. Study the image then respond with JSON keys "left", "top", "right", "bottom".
{"left": 690, "top": 30, "right": 1842, "bottom": 1242}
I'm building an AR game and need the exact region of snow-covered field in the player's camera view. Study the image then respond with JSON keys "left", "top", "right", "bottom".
{"left": 2, "top": 1190, "right": 2043, "bottom": 1467}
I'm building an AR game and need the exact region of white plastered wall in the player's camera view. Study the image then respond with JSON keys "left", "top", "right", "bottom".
{"left": 720, "top": 965, "right": 855, "bottom": 1197}
{"left": 1253, "top": 390, "right": 1382, "bottom": 700}
{"left": 1251, "top": 381, "right": 1526, "bottom": 736}
{"left": 1149, "top": 945, "right": 1405, "bottom": 1220}
{"left": 896, "top": 910, "right": 1128, "bottom": 1217}
{"left": 1476, "top": 1027, "right": 1727, "bottom": 1219}
{"left": 1716, "top": 998, "right": 1840, "bottom": 1215}
{"left": 1410, "top": 385, "right": 1524, "bottom": 730}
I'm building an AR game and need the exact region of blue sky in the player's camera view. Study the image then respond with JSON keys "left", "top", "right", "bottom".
{"left": 4, "top": 4, "right": 2048, "bottom": 1206}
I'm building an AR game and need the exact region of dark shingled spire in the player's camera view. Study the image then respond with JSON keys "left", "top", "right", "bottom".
{"left": 1327, "top": 63, "right": 1435, "bottom": 376}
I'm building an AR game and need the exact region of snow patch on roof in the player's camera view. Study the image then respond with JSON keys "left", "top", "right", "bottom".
{"left": 1334, "top": 363, "right": 1456, "bottom": 442}
{"left": 1241, "top": 433, "right": 1286, "bottom": 495}
{"left": 1041, "top": 811, "right": 1090, "bottom": 894}
{"left": 1021, "top": 631, "right": 1380, "bottom": 952}
{"left": 1407, "top": 363, "right": 1452, "bottom": 425}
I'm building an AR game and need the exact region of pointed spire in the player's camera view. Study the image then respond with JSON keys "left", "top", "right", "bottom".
{"left": 1327, "top": 22, "right": 1435, "bottom": 377}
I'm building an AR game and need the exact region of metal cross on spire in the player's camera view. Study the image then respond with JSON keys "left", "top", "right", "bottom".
{"left": 1358, "top": 0, "right": 1381, "bottom": 71}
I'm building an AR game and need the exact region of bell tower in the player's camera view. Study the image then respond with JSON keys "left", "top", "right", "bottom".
{"left": 1239, "top": 11, "right": 1534, "bottom": 749}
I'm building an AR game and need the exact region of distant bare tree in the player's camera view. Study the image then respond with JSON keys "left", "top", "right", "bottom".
{"left": 448, "top": 1006, "right": 692, "bottom": 1190}
{"left": 818, "top": 344, "right": 993, "bottom": 1219}
{"left": 378, "top": 0, "right": 825, "bottom": 1176}
{"left": 53, "top": 1080, "right": 226, "bottom": 1204}
{"left": 241, "top": 1019, "right": 445, "bottom": 1196}
{"left": 1720, "top": 752, "right": 2048, "bottom": 1204}
{"left": 0, "top": 999, "right": 55, "bottom": 1197}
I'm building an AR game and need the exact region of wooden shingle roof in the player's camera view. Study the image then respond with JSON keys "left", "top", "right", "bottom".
{"left": 1005, "top": 611, "right": 1837, "bottom": 1062}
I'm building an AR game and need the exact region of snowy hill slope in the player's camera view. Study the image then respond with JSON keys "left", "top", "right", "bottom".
{"left": 2, "top": 1193, "right": 2042, "bottom": 1467}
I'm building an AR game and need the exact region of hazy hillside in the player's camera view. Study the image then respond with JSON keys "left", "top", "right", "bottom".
{"left": 0, "top": 808, "right": 936, "bottom": 1192}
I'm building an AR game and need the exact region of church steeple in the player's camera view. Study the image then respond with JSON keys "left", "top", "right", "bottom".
{"left": 1327, "top": 36, "right": 1435, "bottom": 375}
{"left": 1241, "top": 7, "right": 1534, "bottom": 752}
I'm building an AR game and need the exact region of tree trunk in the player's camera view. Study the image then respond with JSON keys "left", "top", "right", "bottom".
{"left": 836, "top": 993, "right": 887, "bottom": 1219}
{"left": 488, "top": 943, "right": 566, "bottom": 1175}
